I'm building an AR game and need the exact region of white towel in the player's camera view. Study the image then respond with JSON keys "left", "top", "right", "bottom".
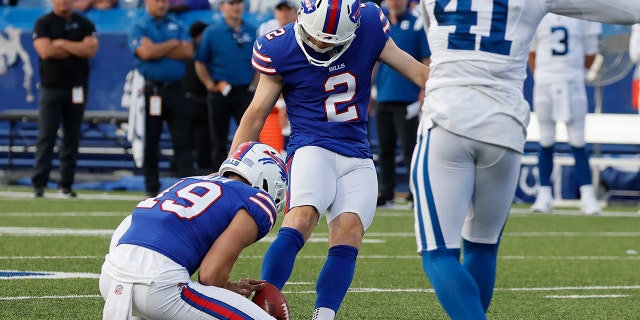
{"left": 122, "top": 69, "right": 145, "bottom": 168}
{"left": 102, "top": 281, "right": 134, "bottom": 320}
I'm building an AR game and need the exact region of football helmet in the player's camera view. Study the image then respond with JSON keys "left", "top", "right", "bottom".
{"left": 295, "top": 0, "right": 361, "bottom": 67}
{"left": 220, "top": 142, "right": 288, "bottom": 212}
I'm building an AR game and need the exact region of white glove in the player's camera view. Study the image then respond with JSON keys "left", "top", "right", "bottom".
{"left": 406, "top": 101, "right": 421, "bottom": 120}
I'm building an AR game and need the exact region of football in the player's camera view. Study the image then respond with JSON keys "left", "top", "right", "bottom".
{"left": 251, "top": 282, "right": 291, "bottom": 320}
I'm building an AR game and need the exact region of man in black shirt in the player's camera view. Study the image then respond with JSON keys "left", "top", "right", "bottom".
{"left": 185, "top": 20, "right": 212, "bottom": 173}
{"left": 31, "top": 0, "right": 98, "bottom": 198}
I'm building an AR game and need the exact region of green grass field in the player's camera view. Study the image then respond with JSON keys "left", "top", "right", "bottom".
{"left": 1, "top": 187, "right": 639, "bottom": 319}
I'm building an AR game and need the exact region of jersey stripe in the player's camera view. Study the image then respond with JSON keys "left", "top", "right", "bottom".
{"left": 379, "top": 10, "right": 390, "bottom": 35}
{"left": 252, "top": 48, "right": 276, "bottom": 74}
{"left": 181, "top": 284, "right": 252, "bottom": 320}
{"left": 250, "top": 195, "right": 276, "bottom": 227}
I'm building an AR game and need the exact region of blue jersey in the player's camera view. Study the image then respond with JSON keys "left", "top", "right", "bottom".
{"left": 118, "top": 176, "right": 277, "bottom": 275}
{"left": 252, "top": 3, "right": 390, "bottom": 159}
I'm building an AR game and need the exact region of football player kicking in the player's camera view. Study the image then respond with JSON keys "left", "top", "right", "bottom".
{"left": 229, "top": 1, "right": 429, "bottom": 319}
{"left": 99, "top": 142, "right": 287, "bottom": 320}
{"left": 412, "top": 1, "right": 640, "bottom": 319}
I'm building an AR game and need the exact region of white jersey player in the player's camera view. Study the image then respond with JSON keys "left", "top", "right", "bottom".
{"left": 412, "top": 0, "right": 640, "bottom": 318}
{"left": 529, "top": 14, "right": 602, "bottom": 215}
{"left": 99, "top": 142, "right": 287, "bottom": 320}
{"left": 231, "top": 1, "right": 429, "bottom": 319}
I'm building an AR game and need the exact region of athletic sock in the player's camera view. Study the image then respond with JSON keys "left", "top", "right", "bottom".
{"left": 462, "top": 239, "right": 499, "bottom": 312}
{"left": 314, "top": 245, "right": 358, "bottom": 314}
{"left": 260, "top": 227, "right": 304, "bottom": 290}
{"left": 538, "top": 145, "right": 554, "bottom": 186}
{"left": 312, "top": 307, "right": 336, "bottom": 320}
{"left": 571, "top": 146, "right": 592, "bottom": 186}
{"left": 422, "top": 248, "right": 486, "bottom": 319}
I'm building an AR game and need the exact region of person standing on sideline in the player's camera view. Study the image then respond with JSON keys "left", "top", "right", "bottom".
{"left": 185, "top": 20, "right": 213, "bottom": 174}
{"left": 412, "top": 1, "right": 640, "bottom": 319}
{"left": 195, "top": 0, "right": 258, "bottom": 170}
{"left": 372, "top": 0, "right": 430, "bottom": 207}
{"left": 31, "top": 0, "right": 98, "bottom": 198}
{"left": 528, "top": 14, "right": 602, "bottom": 215}
{"left": 100, "top": 142, "right": 288, "bottom": 320}
{"left": 255, "top": 0, "right": 298, "bottom": 155}
{"left": 129, "top": 0, "right": 195, "bottom": 198}
{"left": 230, "top": 1, "right": 429, "bottom": 319}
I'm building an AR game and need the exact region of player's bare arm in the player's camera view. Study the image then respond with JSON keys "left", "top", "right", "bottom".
{"left": 134, "top": 36, "right": 180, "bottom": 60}
{"left": 194, "top": 60, "right": 216, "bottom": 91}
{"left": 51, "top": 35, "right": 98, "bottom": 59}
{"left": 33, "top": 37, "right": 72, "bottom": 59}
{"left": 198, "top": 209, "right": 260, "bottom": 291}
{"left": 166, "top": 40, "right": 193, "bottom": 60}
{"left": 378, "top": 37, "right": 429, "bottom": 89}
{"left": 229, "top": 73, "right": 283, "bottom": 153}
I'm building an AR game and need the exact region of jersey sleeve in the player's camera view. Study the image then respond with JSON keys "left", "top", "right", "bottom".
{"left": 251, "top": 38, "right": 277, "bottom": 75}
{"left": 32, "top": 16, "right": 50, "bottom": 40}
{"left": 243, "top": 190, "right": 278, "bottom": 240}
{"left": 372, "top": 3, "right": 391, "bottom": 42}
{"left": 81, "top": 16, "right": 97, "bottom": 38}
{"left": 583, "top": 22, "right": 601, "bottom": 56}
{"left": 194, "top": 28, "right": 212, "bottom": 63}
{"left": 128, "top": 23, "right": 145, "bottom": 55}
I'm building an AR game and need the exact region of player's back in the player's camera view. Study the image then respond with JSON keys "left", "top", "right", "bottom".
{"left": 252, "top": 3, "right": 389, "bottom": 159}
{"left": 421, "top": 0, "right": 549, "bottom": 93}
{"left": 117, "top": 175, "right": 277, "bottom": 275}
{"left": 531, "top": 14, "right": 601, "bottom": 83}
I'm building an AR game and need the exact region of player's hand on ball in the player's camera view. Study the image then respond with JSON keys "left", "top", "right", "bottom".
{"left": 227, "top": 278, "right": 266, "bottom": 297}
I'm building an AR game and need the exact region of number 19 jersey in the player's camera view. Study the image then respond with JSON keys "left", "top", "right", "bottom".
{"left": 118, "top": 176, "right": 277, "bottom": 275}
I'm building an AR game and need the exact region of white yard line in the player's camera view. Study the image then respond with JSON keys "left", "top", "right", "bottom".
{"left": 1, "top": 286, "right": 638, "bottom": 301}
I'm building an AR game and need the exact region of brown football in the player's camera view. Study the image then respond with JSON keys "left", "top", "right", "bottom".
{"left": 251, "top": 282, "right": 291, "bottom": 320}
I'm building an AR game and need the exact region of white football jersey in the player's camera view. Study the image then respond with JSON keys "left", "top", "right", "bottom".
{"left": 419, "top": 0, "right": 640, "bottom": 152}
{"left": 531, "top": 14, "right": 601, "bottom": 83}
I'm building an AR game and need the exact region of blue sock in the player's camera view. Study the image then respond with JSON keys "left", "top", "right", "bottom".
{"left": 422, "top": 248, "right": 486, "bottom": 320}
{"left": 260, "top": 227, "right": 305, "bottom": 290}
{"left": 538, "top": 145, "right": 554, "bottom": 186}
{"left": 571, "top": 146, "right": 592, "bottom": 186}
{"left": 463, "top": 239, "right": 500, "bottom": 312}
{"left": 315, "top": 245, "right": 358, "bottom": 313}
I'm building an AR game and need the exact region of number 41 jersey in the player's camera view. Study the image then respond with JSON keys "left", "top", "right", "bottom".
{"left": 252, "top": 3, "right": 390, "bottom": 159}
{"left": 420, "top": 0, "right": 640, "bottom": 153}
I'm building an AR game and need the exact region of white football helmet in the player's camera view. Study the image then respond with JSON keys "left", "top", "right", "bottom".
{"left": 219, "top": 142, "right": 288, "bottom": 212}
{"left": 295, "top": 0, "right": 361, "bottom": 67}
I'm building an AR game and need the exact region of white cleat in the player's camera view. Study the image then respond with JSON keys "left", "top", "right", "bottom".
{"left": 579, "top": 185, "right": 602, "bottom": 215}
{"left": 530, "top": 186, "right": 553, "bottom": 213}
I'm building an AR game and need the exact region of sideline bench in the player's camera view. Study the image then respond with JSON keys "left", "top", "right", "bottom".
{"left": 0, "top": 109, "right": 131, "bottom": 171}
{"left": 523, "top": 112, "right": 640, "bottom": 202}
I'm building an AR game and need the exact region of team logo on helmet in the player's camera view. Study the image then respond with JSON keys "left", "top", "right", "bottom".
{"left": 348, "top": 0, "right": 361, "bottom": 24}
{"left": 302, "top": 0, "right": 317, "bottom": 14}
{"left": 259, "top": 150, "right": 287, "bottom": 182}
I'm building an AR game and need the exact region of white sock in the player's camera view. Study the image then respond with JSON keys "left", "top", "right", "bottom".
{"left": 312, "top": 307, "right": 335, "bottom": 320}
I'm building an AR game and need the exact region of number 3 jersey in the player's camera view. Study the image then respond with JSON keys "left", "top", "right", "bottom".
{"left": 116, "top": 176, "right": 277, "bottom": 275}
{"left": 419, "top": 0, "right": 639, "bottom": 153}
{"left": 251, "top": 3, "right": 390, "bottom": 159}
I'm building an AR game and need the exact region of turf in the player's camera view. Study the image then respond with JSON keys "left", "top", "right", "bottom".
{"left": 1, "top": 187, "right": 639, "bottom": 319}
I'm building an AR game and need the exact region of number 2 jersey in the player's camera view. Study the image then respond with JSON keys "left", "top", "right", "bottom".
{"left": 116, "top": 175, "right": 277, "bottom": 275}
{"left": 419, "top": 0, "right": 640, "bottom": 153}
{"left": 251, "top": 3, "right": 390, "bottom": 159}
